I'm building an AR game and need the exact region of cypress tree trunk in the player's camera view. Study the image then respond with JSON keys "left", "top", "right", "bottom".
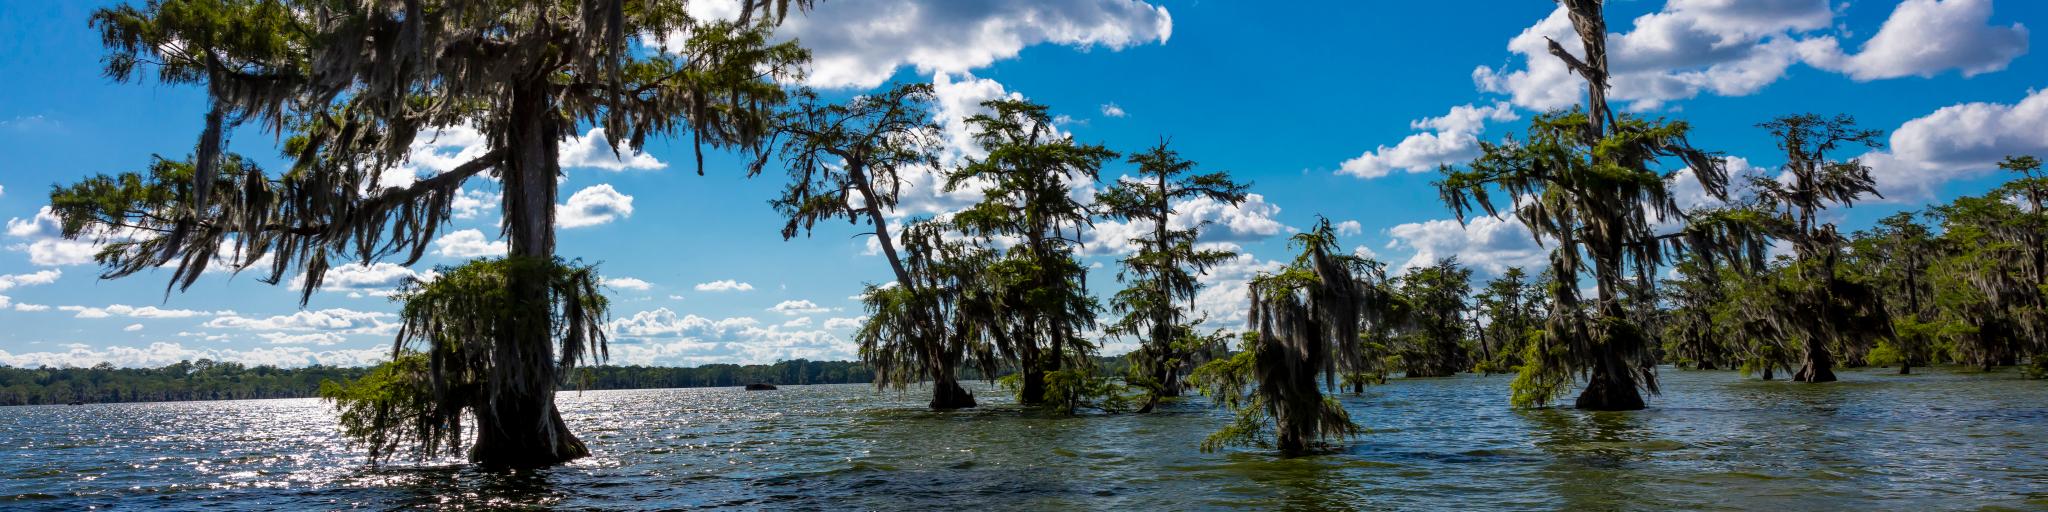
{"left": 470, "top": 83, "right": 587, "bottom": 469}
{"left": 929, "top": 375, "right": 977, "bottom": 409}
{"left": 1793, "top": 337, "right": 1837, "bottom": 383}
{"left": 1155, "top": 365, "right": 1183, "bottom": 398}
{"left": 1574, "top": 345, "right": 1645, "bottom": 410}
{"left": 1019, "top": 335, "right": 1046, "bottom": 405}
{"left": 851, "top": 171, "right": 973, "bottom": 410}
{"left": 1575, "top": 279, "right": 1645, "bottom": 411}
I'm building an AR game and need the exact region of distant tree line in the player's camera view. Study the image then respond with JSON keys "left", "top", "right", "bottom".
{"left": 0, "top": 355, "right": 1142, "bottom": 407}
{"left": 0, "top": 360, "right": 371, "bottom": 406}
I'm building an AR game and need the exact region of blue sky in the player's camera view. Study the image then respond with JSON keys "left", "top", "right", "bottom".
{"left": 0, "top": 0, "right": 2042, "bottom": 368}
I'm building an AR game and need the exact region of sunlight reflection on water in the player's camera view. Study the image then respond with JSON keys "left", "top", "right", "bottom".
{"left": 3, "top": 367, "right": 2046, "bottom": 510}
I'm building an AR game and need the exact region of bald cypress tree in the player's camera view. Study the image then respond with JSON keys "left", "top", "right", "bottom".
{"left": 55, "top": 0, "right": 806, "bottom": 468}
{"left": 946, "top": 99, "right": 1115, "bottom": 405}
{"left": 1097, "top": 142, "right": 1249, "bottom": 406}
{"left": 1192, "top": 219, "right": 1392, "bottom": 454}
{"left": 767, "top": 84, "right": 984, "bottom": 409}
{"left": 1437, "top": 0, "right": 1727, "bottom": 410}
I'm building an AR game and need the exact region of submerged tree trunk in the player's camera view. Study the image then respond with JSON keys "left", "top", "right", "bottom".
{"left": 469, "top": 84, "right": 587, "bottom": 469}
{"left": 1574, "top": 343, "right": 1646, "bottom": 411}
{"left": 1899, "top": 360, "right": 1912, "bottom": 375}
{"left": 1762, "top": 365, "right": 1775, "bottom": 381}
{"left": 929, "top": 375, "right": 977, "bottom": 410}
{"left": 1018, "top": 332, "right": 1046, "bottom": 405}
{"left": 1575, "top": 247, "right": 1647, "bottom": 411}
{"left": 852, "top": 170, "right": 973, "bottom": 410}
{"left": 1793, "top": 337, "right": 1837, "bottom": 383}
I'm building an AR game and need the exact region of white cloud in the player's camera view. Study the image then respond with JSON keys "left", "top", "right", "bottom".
{"left": 293, "top": 262, "right": 430, "bottom": 297}
{"left": 450, "top": 188, "right": 499, "bottom": 220}
{"left": 557, "top": 184, "right": 636, "bottom": 228}
{"left": 694, "top": 280, "right": 755, "bottom": 292}
{"left": 1799, "top": 0, "right": 2029, "bottom": 81}
{"left": 0, "top": 269, "right": 60, "bottom": 292}
{"left": 1186, "top": 243, "right": 1287, "bottom": 331}
{"left": 605, "top": 277, "right": 654, "bottom": 291}
{"left": 433, "top": 229, "right": 508, "bottom": 258}
{"left": 0, "top": 342, "right": 388, "bottom": 368}
{"left": 824, "top": 316, "right": 865, "bottom": 330}
{"left": 1861, "top": 87, "right": 2048, "bottom": 200}
{"left": 6, "top": 206, "right": 103, "bottom": 266}
{"left": 558, "top": 128, "right": 667, "bottom": 171}
{"left": 605, "top": 307, "right": 853, "bottom": 365}
{"left": 690, "top": 0, "right": 1173, "bottom": 89}
{"left": 1385, "top": 215, "right": 1549, "bottom": 275}
{"left": 206, "top": 308, "right": 397, "bottom": 335}
{"left": 1339, "top": 102, "right": 1519, "bottom": 178}
{"left": 1084, "top": 191, "right": 1295, "bottom": 256}
{"left": 1475, "top": 1, "right": 1826, "bottom": 112}
{"left": 258, "top": 332, "right": 348, "bottom": 346}
{"left": 1334, "top": 220, "right": 1364, "bottom": 237}
{"left": 13, "top": 302, "right": 49, "bottom": 312}
{"left": 123, "top": 323, "right": 144, "bottom": 332}
{"left": 768, "top": 299, "right": 831, "bottom": 316}
{"left": 1101, "top": 103, "right": 1127, "bottom": 118}
{"left": 58, "top": 304, "right": 214, "bottom": 320}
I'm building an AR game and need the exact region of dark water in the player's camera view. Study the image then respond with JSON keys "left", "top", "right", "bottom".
{"left": 4, "top": 368, "right": 2045, "bottom": 511}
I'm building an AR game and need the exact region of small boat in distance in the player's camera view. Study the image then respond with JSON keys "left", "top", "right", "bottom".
{"left": 744, "top": 383, "right": 778, "bottom": 391}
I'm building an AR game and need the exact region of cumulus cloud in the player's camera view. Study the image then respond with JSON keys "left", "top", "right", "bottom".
{"left": 558, "top": 128, "right": 667, "bottom": 171}
{"left": 557, "top": 184, "right": 636, "bottom": 228}
{"left": 258, "top": 332, "right": 348, "bottom": 346}
{"left": 1334, "top": 220, "right": 1364, "bottom": 237}
{"left": 292, "top": 262, "right": 430, "bottom": 297}
{"left": 823, "top": 316, "right": 865, "bottom": 330}
{"left": 768, "top": 299, "right": 831, "bottom": 316}
{"left": 450, "top": 188, "right": 500, "bottom": 220}
{"left": 1338, "top": 102, "right": 1519, "bottom": 178}
{"left": 688, "top": 0, "right": 1173, "bottom": 89}
{"left": 0, "top": 269, "right": 60, "bottom": 292}
{"left": 1186, "top": 243, "right": 1287, "bottom": 331}
{"left": 206, "top": 308, "right": 397, "bottom": 336}
{"left": 1385, "top": 215, "right": 1549, "bottom": 275}
{"left": 5, "top": 206, "right": 102, "bottom": 266}
{"left": 1860, "top": 87, "right": 2048, "bottom": 200}
{"left": 605, "top": 277, "right": 654, "bottom": 291}
{"left": 606, "top": 308, "right": 852, "bottom": 365}
{"left": 58, "top": 304, "right": 214, "bottom": 320}
{"left": 123, "top": 323, "right": 144, "bottom": 332}
{"left": 1473, "top": 0, "right": 1843, "bottom": 112}
{"left": 693, "top": 280, "right": 755, "bottom": 292}
{"left": 1086, "top": 192, "right": 1295, "bottom": 255}
{"left": 1799, "top": 0, "right": 2029, "bottom": 81}
{"left": 433, "top": 229, "right": 508, "bottom": 258}
{"left": 1473, "top": 0, "right": 2029, "bottom": 112}
{"left": 0, "top": 342, "right": 388, "bottom": 368}
{"left": 1101, "top": 103, "right": 1127, "bottom": 118}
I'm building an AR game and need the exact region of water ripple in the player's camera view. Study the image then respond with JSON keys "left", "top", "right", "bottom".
{"left": 2, "top": 368, "right": 2044, "bottom": 510}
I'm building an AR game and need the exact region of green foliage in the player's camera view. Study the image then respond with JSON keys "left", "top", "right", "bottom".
{"left": 1865, "top": 341, "right": 1904, "bottom": 368}
{"left": 1041, "top": 368, "right": 1135, "bottom": 415}
{"left": 320, "top": 352, "right": 457, "bottom": 463}
{"left": 1394, "top": 258, "right": 1472, "bottom": 377}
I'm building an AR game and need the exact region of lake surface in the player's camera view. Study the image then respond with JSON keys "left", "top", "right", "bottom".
{"left": 4, "top": 367, "right": 2045, "bottom": 511}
